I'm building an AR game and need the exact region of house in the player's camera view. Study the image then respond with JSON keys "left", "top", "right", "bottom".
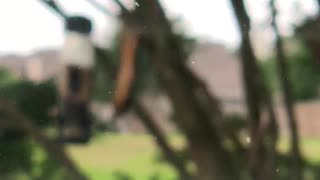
{"left": 0, "top": 43, "right": 246, "bottom": 133}
{"left": 0, "top": 50, "right": 62, "bottom": 82}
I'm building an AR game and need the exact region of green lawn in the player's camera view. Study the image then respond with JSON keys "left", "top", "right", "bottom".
{"left": 67, "top": 133, "right": 185, "bottom": 180}
{"left": 66, "top": 133, "right": 320, "bottom": 180}
{"left": 278, "top": 138, "right": 320, "bottom": 164}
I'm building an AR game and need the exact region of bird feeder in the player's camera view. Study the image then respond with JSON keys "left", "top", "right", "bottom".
{"left": 57, "top": 16, "right": 94, "bottom": 143}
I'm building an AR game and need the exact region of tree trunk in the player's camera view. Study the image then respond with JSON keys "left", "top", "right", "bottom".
{"left": 270, "top": 1, "right": 303, "bottom": 180}
{"left": 132, "top": 0, "right": 238, "bottom": 179}
{"left": 230, "top": 0, "right": 278, "bottom": 179}
{"left": 152, "top": 46, "right": 236, "bottom": 180}
{"left": 95, "top": 48, "right": 192, "bottom": 180}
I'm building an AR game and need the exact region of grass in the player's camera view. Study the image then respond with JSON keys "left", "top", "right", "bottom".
{"left": 66, "top": 133, "right": 185, "bottom": 180}
{"left": 65, "top": 133, "right": 320, "bottom": 180}
{"left": 278, "top": 137, "right": 320, "bottom": 164}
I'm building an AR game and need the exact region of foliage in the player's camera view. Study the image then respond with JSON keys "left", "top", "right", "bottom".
{"left": 0, "top": 133, "right": 33, "bottom": 176}
{"left": 0, "top": 74, "right": 58, "bottom": 177}
{"left": 288, "top": 48, "right": 320, "bottom": 101}
{"left": 93, "top": 63, "right": 115, "bottom": 102}
{"left": 0, "top": 80, "right": 57, "bottom": 126}
{"left": 0, "top": 68, "right": 16, "bottom": 87}
{"left": 262, "top": 46, "right": 320, "bottom": 101}
{"left": 33, "top": 148, "right": 65, "bottom": 180}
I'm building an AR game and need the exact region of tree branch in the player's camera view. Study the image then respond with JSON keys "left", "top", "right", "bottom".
{"left": 110, "top": 0, "right": 130, "bottom": 13}
{"left": 38, "top": 0, "right": 68, "bottom": 20}
{"left": 270, "top": 1, "right": 303, "bottom": 180}
{"left": 86, "top": 0, "right": 116, "bottom": 17}
{"left": 132, "top": 102, "right": 192, "bottom": 180}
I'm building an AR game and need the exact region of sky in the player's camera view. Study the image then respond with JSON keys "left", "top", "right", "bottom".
{"left": 0, "top": 0, "right": 318, "bottom": 55}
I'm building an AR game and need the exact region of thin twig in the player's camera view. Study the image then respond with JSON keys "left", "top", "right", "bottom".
{"left": 110, "top": 0, "right": 130, "bottom": 13}
{"left": 38, "top": 0, "right": 68, "bottom": 20}
{"left": 86, "top": 0, "right": 116, "bottom": 17}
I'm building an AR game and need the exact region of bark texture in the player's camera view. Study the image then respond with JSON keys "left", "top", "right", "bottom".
{"left": 230, "top": 0, "right": 279, "bottom": 179}
{"left": 270, "top": 1, "right": 303, "bottom": 179}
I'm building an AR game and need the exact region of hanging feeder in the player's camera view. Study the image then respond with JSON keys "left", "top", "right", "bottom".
{"left": 57, "top": 16, "right": 94, "bottom": 143}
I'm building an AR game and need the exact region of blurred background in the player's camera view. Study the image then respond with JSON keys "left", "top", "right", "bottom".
{"left": 1, "top": 0, "right": 320, "bottom": 180}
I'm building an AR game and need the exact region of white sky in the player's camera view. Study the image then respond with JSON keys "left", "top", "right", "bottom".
{"left": 0, "top": 0, "right": 317, "bottom": 55}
